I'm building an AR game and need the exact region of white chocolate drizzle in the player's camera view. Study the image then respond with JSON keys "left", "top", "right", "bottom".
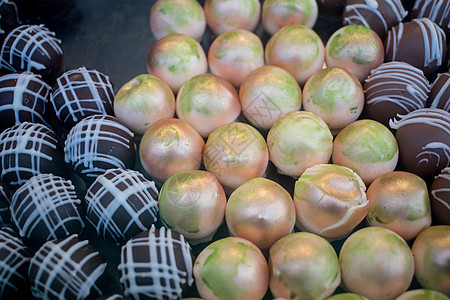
{"left": 430, "top": 72, "right": 450, "bottom": 111}
{"left": 413, "top": 0, "right": 450, "bottom": 29}
{"left": 0, "top": 186, "right": 9, "bottom": 225}
{"left": 431, "top": 167, "right": 450, "bottom": 210}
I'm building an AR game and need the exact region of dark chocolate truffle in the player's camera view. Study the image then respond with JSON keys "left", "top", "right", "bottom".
{"left": 0, "top": 185, "right": 11, "bottom": 226}
{"left": 22, "top": 0, "right": 75, "bottom": 18}
{"left": 29, "top": 234, "right": 107, "bottom": 300}
{"left": 85, "top": 168, "right": 159, "bottom": 244}
{"left": 427, "top": 72, "right": 450, "bottom": 112}
{"left": 51, "top": 67, "right": 115, "bottom": 129}
{"left": 364, "top": 61, "right": 430, "bottom": 127}
{"left": 0, "top": 72, "right": 52, "bottom": 130}
{"left": 412, "top": 0, "right": 450, "bottom": 38}
{"left": 0, "top": 25, "right": 64, "bottom": 84}
{"left": 390, "top": 108, "right": 450, "bottom": 179}
{"left": 430, "top": 167, "right": 450, "bottom": 225}
{"left": 0, "top": 122, "right": 65, "bottom": 190}
{"left": 64, "top": 115, "right": 135, "bottom": 181}
{"left": 343, "top": 0, "right": 408, "bottom": 40}
{"left": 385, "top": 18, "right": 447, "bottom": 77}
{"left": 118, "top": 225, "right": 194, "bottom": 300}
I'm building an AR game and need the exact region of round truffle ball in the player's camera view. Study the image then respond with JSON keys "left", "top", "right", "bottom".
{"left": 85, "top": 168, "right": 159, "bottom": 244}
{"left": 139, "top": 118, "right": 204, "bottom": 183}
{"left": 339, "top": 227, "right": 414, "bottom": 300}
{"left": 0, "top": 24, "right": 64, "bottom": 84}
{"left": 0, "top": 186, "right": 11, "bottom": 226}
{"left": 208, "top": 29, "right": 264, "bottom": 88}
{"left": 51, "top": 67, "right": 115, "bottom": 129}
{"left": 159, "top": 170, "right": 226, "bottom": 244}
{"left": 239, "top": 66, "right": 302, "bottom": 131}
{"left": 22, "top": 0, "right": 75, "bottom": 18}
{"left": 430, "top": 167, "right": 450, "bottom": 225}
{"left": 267, "top": 111, "right": 333, "bottom": 178}
{"left": 364, "top": 61, "right": 430, "bottom": 127}
{"left": 203, "top": 122, "right": 269, "bottom": 193}
{"left": 332, "top": 119, "right": 399, "bottom": 185}
{"left": 150, "top": 0, "right": 206, "bottom": 41}
{"left": 0, "top": 122, "right": 65, "bottom": 190}
{"left": 411, "top": 225, "right": 450, "bottom": 295}
{"left": 203, "top": 0, "right": 261, "bottom": 35}
{"left": 265, "top": 25, "right": 325, "bottom": 85}
{"left": 64, "top": 115, "right": 136, "bottom": 181}
{"left": 269, "top": 232, "right": 341, "bottom": 300}
{"left": 396, "top": 289, "right": 450, "bottom": 300}
{"left": 118, "top": 225, "right": 194, "bottom": 300}
{"left": 262, "top": 0, "right": 318, "bottom": 36}
{"left": 389, "top": 108, "right": 450, "bottom": 180}
{"left": 114, "top": 74, "right": 175, "bottom": 135}
{"left": 226, "top": 177, "right": 295, "bottom": 250}
{"left": 327, "top": 294, "right": 369, "bottom": 300}
{"left": 147, "top": 34, "right": 207, "bottom": 94}
{"left": 176, "top": 73, "right": 241, "bottom": 138}
{"left": 29, "top": 234, "right": 107, "bottom": 300}
{"left": 317, "top": 0, "right": 346, "bottom": 19}
{"left": 428, "top": 71, "right": 450, "bottom": 112}
{"left": 412, "top": 0, "right": 450, "bottom": 39}
{"left": 366, "top": 171, "right": 432, "bottom": 240}
{"left": 194, "top": 237, "right": 269, "bottom": 300}
{"left": 326, "top": 25, "right": 385, "bottom": 82}
{"left": 303, "top": 67, "right": 364, "bottom": 133}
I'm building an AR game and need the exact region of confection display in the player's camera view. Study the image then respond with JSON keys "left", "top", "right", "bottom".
{"left": 317, "top": 0, "right": 346, "bottom": 19}
{"left": 225, "top": 177, "right": 295, "bottom": 250}
{"left": 326, "top": 25, "right": 385, "bottom": 82}
{"left": 0, "top": 122, "right": 65, "bottom": 190}
{"left": 203, "top": 122, "right": 269, "bottom": 192}
{"left": 118, "top": 225, "right": 194, "bottom": 300}
{"left": 411, "top": 0, "right": 450, "bottom": 38}
{"left": 114, "top": 74, "right": 175, "bottom": 135}
{"left": 428, "top": 71, "right": 450, "bottom": 112}
{"left": 269, "top": 232, "right": 341, "bottom": 300}
{"left": 193, "top": 237, "right": 269, "bottom": 300}
{"left": 366, "top": 171, "right": 431, "bottom": 240}
{"left": 265, "top": 25, "right": 324, "bottom": 85}
{"left": 339, "top": 227, "right": 415, "bottom": 300}
{"left": 343, "top": 0, "right": 408, "bottom": 40}
{"left": 203, "top": 0, "right": 260, "bottom": 35}
{"left": 389, "top": 108, "right": 450, "bottom": 180}
{"left": 294, "top": 164, "right": 368, "bottom": 240}
{"left": 150, "top": 0, "right": 206, "bottom": 41}
{"left": 302, "top": 67, "right": 364, "bottom": 133}
{"left": 0, "top": 24, "right": 64, "bottom": 84}
{"left": 22, "top": 0, "right": 76, "bottom": 18}
{"left": 28, "top": 234, "right": 107, "bottom": 300}
{"left": 327, "top": 294, "right": 369, "bottom": 300}
{"left": 0, "top": 185, "right": 10, "bottom": 226}
{"left": 429, "top": 167, "right": 450, "bottom": 225}
{"left": 411, "top": 226, "right": 450, "bottom": 295}
{"left": 51, "top": 67, "right": 115, "bottom": 129}
{"left": 159, "top": 170, "right": 226, "bottom": 244}
{"left": 176, "top": 73, "right": 241, "bottom": 138}
{"left": 147, "top": 33, "right": 207, "bottom": 93}
{"left": 139, "top": 117, "right": 204, "bottom": 183}
{"left": 85, "top": 168, "right": 159, "bottom": 244}
{"left": 385, "top": 18, "right": 447, "bottom": 77}
{"left": 64, "top": 115, "right": 136, "bottom": 181}
{"left": 239, "top": 65, "right": 302, "bottom": 131}
{"left": 395, "top": 289, "right": 450, "bottom": 300}
{"left": 267, "top": 111, "right": 333, "bottom": 178}
{"left": 261, "top": 0, "right": 318, "bottom": 36}
{"left": 363, "top": 61, "right": 430, "bottom": 127}
{"left": 332, "top": 119, "right": 399, "bottom": 185}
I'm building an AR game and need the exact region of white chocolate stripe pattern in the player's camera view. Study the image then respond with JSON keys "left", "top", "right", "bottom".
{"left": 431, "top": 168, "right": 450, "bottom": 210}
{"left": 413, "top": 0, "right": 450, "bottom": 29}
{"left": 430, "top": 73, "right": 450, "bottom": 111}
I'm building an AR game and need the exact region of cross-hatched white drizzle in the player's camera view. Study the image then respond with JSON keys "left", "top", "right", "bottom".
{"left": 64, "top": 115, "right": 134, "bottom": 178}
{"left": 0, "top": 185, "right": 10, "bottom": 225}
{"left": 118, "top": 225, "right": 194, "bottom": 300}
{"left": 0, "top": 24, "right": 62, "bottom": 72}
{"left": 85, "top": 168, "right": 159, "bottom": 243}
{"left": 29, "top": 234, "right": 106, "bottom": 300}
{"left": 413, "top": 0, "right": 450, "bottom": 29}
{"left": 430, "top": 72, "right": 450, "bottom": 111}
{"left": 0, "top": 122, "right": 58, "bottom": 186}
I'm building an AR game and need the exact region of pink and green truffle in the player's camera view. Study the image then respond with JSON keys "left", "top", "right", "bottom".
{"left": 395, "top": 289, "right": 450, "bottom": 300}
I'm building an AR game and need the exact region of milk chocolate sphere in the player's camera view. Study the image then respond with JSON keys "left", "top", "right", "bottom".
{"left": 339, "top": 227, "right": 414, "bottom": 300}
{"left": 194, "top": 237, "right": 269, "bottom": 300}
{"left": 430, "top": 168, "right": 450, "bottom": 225}
{"left": 412, "top": 0, "right": 450, "bottom": 38}
{"left": 269, "top": 232, "right": 341, "bottom": 300}
{"left": 396, "top": 289, "right": 450, "bottom": 300}
{"left": 428, "top": 72, "right": 450, "bottom": 112}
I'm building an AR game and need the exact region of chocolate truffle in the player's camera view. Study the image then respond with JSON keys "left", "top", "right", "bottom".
{"left": 389, "top": 108, "right": 450, "bottom": 180}
{"left": 85, "top": 168, "right": 159, "bottom": 244}
{"left": 269, "top": 232, "right": 341, "bottom": 300}
{"left": 0, "top": 122, "right": 65, "bottom": 190}
{"left": 385, "top": 18, "right": 447, "bottom": 77}
{"left": 428, "top": 71, "right": 450, "bottom": 112}
{"left": 51, "top": 67, "right": 115, "bottom": 129}
{"left": 0, "top": 25, "right": 63, "bottom": 84}
{"left": 343, "top": 0, "right": 408, "bottom": 40}
{"left": 118, "top": 225, "right": 194, "bottom": 300}
{"left": 412, "top": 0, "right": 450, "bottom": 38}
{"left": 29, "top": 234, "right": 107, "bottom": 300}
{"left": 364, "top": 61, "right": 430, "bottom": 127}
{"left": 64, "top": 115, "right": 135, "bottom": 181}
{"left": 396, "top": 289, "right": 450, "bottom": 300}
{"left": 339, "top": 227, "right": 414, "bottom": 300}
{"left": 430, "top": 167, "right": 450, "bottom": 225}
{"left": 0, "top": 185, "right": 11, "bottom": 226}
{"left": 22, "top": 0, "right": 75, "bottom": 18}
{"left": 194, "top": 237, "right": 269, "bottom": 300}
